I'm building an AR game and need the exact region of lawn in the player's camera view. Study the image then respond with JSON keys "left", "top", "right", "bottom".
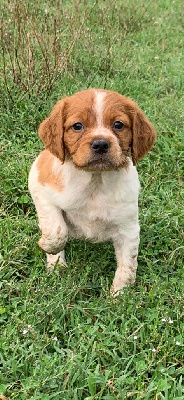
{"left": 0, "top": 0, "right": 183, "bottom": 399}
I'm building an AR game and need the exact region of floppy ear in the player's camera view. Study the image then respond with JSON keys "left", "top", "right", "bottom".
{"left": 38, "top": 99, "right": 66, "bottom": 163}
{"left": 131, "top": 106, "right": 156, "bottom": 164}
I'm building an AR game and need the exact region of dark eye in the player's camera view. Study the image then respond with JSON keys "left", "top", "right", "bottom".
{"left": 113, "top": 120, "right": 124, "bottom": 130}
{"left": 72, "top": 122, "right": 84, "bottom": 132}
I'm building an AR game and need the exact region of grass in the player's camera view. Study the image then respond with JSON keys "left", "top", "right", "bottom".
{"left": 0, "top": 0, "right": 184, "bottom": 398}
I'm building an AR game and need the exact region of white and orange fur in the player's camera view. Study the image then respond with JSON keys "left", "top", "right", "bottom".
{"left": 28, "top": 89, "right": 156, "bottom": 295}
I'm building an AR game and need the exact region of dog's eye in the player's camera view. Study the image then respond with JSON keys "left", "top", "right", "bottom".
{"left": 113, "top": 121, "right": 124, "bottom": 130}
{"left": 72, "top": 122, "right": 84, "bottom": 132}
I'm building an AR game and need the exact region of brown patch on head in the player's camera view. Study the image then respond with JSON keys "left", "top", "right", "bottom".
{"left": 64, "top": 89, "right": 97, "bottom": 128}
{"left": 37, "top": 150, "right": 64, "bottom": 191}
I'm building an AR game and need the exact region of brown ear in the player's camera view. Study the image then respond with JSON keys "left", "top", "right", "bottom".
{"left": 38, "top": 99, "right": 66, "bottom": 162}
{"left": 131, "top": 106, "right": 156, "bottom": 164}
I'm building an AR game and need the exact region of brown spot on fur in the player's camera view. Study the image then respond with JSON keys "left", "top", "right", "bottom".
{"left": 37, "top": 150, "right": 64, "bottom": 191}
{"left": 57, "top": 226, "right": 61, "bottom": 235}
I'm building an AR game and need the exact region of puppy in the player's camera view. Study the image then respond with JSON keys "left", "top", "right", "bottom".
{"left": 28, "top": 89, "right": 156, "bottom": 295}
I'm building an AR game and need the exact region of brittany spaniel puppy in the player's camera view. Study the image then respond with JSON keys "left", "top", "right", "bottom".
{"left": 29, "top": 89, "right": 156, "bottom": 295}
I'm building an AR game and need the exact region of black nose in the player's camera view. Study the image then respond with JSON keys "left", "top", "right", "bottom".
{"left": 91, "top": 139, "right": 110, "bottom": 154}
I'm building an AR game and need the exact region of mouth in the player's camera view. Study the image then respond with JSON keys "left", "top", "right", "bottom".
{"left": 72, "top": 154, "right": 130, "bottom": 172}
{"left": 87, "top": 157, "right": 113, "bottom": 168}
{"left": 87, "top": 153, "right": 131, "bottom": 171}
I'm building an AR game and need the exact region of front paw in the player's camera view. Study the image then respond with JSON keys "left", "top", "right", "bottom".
{"left": 110, "top": 283, "right": 125, "bottom": 297}
{"left": 111, "top": 271, "right": 136, "bottom": 297}
{"left": 38, "top": 234, "right": 67, "bottom": 255}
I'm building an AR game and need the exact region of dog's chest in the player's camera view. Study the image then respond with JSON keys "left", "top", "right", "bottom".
{"left": 49, "top": 165, "right": 139, "bottom": 241}
{"left": 63, "top": 175, "right": 114, "bottom": 240}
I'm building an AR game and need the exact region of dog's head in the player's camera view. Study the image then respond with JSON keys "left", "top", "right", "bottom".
{"left": 38, "top": 89, "right": 156, "bottom": 170}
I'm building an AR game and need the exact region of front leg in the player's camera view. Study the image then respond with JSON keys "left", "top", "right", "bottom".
{"left": 112, "top": 226, "right": 140, "bottom": 296}
{"left": 33, "top": 195, "right": 68, "bottom": 270}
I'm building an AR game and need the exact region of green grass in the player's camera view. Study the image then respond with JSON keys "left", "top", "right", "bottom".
{"left": 0, "top": 0, "right": 184, "bottom": 399}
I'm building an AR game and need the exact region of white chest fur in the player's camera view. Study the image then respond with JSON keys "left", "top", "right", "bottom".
{"left": 51, "top": 161, "right": 138, "bottom": 241}
{"left": 29, "top": 158, "right": 140, "bottom": 243}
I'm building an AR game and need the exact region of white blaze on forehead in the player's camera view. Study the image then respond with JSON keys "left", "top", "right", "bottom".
{"left": 94, "top": 90, "right": 106, "bottom": 127}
